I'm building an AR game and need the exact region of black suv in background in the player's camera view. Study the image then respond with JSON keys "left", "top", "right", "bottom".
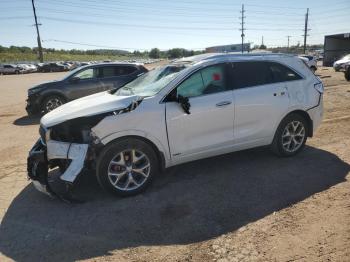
{"left": 26, "top": 63, "right": 148, "bottom": 115}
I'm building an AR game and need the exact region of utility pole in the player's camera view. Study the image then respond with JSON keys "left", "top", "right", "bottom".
{"left": 286, "top": 35, "right": 291, "bottom": 51}
{"left": 302, "top": 8, "right": 309, "bottom": 54}
{"left": 31, "top": 0, "right": 43, "bottom": 62}
{"left": 239, "top": 4, "right": 246, "bottom": 54}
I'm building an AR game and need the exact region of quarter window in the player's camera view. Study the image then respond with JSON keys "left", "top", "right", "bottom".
{"left": 177, "top": 64, "right": 228, "bottom": 98}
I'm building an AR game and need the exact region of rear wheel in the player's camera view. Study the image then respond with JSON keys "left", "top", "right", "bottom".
{"left": 42, "top": 95, "right": 65, "bottom": 113}
{"left": 96, "top": 138, "right": 158, "bottom": 196}
{"left": 271, "top": 114, "right": 308, "bottom": 157}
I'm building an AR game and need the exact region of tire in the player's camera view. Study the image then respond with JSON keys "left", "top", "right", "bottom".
{"left": 41, "top": 95, "right": 66, "bottom": 113}
{"left": 96, "top": 138, "right": 158, "bottom": 197}
{"left": 271, "top": 113, "right": 308, "bottom": 157}
{"left": 345, "top": 68, "right": 350, "bottom": 81}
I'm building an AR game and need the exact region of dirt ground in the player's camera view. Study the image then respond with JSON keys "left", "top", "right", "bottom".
{"left": 0, "top": 65, "right": 349, "bottom": 262}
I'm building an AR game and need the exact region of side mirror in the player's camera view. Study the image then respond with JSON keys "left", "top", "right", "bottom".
{"left": 177, "top": 95, "right": 191, "bottom": 114}
{"left": 69, "top": 76, "right": 80, "bottom": 83}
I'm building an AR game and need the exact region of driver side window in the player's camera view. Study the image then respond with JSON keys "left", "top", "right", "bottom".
{"left": 177, "top": 71, "right": 203, "bottom": 98}
{"left": 74, "top": 68, "right": 96, "bottom": 80}
{"left": 177, "top": 64, "right": 227, "bottom": 98}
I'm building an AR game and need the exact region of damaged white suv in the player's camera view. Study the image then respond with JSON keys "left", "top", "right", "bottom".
{"left": 28, "top": 53, "right": 324, "bottom": 197}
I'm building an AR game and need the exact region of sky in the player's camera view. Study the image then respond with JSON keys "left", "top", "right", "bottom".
{"left": 0, "top": 0, "right": 349, "bottom": 51}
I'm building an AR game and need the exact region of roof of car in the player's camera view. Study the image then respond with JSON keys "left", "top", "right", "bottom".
{"left": 173, "top": 52, "right": 297, "bottom": 65}
{"left": 83, "top": 62, "right": 144, "bottom": 68}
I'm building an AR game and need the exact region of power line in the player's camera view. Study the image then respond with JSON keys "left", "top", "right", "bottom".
{"left": 38, "top": 16, "right": 236, "bottom": 31}
{"left": 43, "top": 39, "right": 148, "bottom": 50}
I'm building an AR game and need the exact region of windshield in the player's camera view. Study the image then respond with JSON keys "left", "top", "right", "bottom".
{"left": 116, "top": 65, "right": 185, "bottom": 97}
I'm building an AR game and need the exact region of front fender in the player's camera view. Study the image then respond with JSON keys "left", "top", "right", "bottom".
{"left": 97, "top": 129, "right": 171, "bottom": 168}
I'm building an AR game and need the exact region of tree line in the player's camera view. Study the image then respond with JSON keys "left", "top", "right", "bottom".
{"left": 0, "top": 45, "right": 203, "bottom": 59}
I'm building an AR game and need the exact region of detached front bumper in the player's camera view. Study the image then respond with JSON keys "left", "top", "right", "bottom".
{"left": 27, "top": 138, "right": 89, "bottom": 196}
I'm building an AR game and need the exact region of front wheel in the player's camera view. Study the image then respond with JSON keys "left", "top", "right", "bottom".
{"left": 42, "top": 95, "right": 65, "bottom": 113}
{"left": 96, "top": 138, "right": 158, "bottom": 196}
{"left": 271, "top": 114, "right": 308, "bottom": 157}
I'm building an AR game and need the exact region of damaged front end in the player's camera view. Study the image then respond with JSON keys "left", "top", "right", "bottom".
{"left": 27, "top": 97, "right": 143, "bottom": 200}
{"left": 27, "top": 138, "right": 90, "bottom": 198}
{"left": 27, "top": 123, "right": 99, "bottom": 199}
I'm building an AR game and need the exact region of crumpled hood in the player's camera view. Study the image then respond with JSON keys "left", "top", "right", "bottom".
{"left": 41, "top": 92, "right": 140, "bottom": 127}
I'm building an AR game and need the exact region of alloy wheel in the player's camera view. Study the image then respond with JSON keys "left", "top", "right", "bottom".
{"left": 107, "top": 149, "right": 151, "bottom": 191}
{"left": 282, "top": 121, "right": 305, "bottom": 153}
{"left": 45, "top": 98, "right": 63, "bottom": 112}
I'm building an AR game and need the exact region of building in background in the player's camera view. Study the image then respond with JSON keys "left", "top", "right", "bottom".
{"left": 206, "top": 43, "right": 250, "bottom": 53}
{"left": 323, "top": 33, "right": 350, "bottom": 66}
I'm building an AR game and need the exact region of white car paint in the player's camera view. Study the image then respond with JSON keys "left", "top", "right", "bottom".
{"left": 299, "top": 56, "right": 317, "bottom": 71}
{"left": 41, "top": 53, "right": 323, "bottom": 173}
{"left": 41, "top": 92, "right": 141, "bottom": 127}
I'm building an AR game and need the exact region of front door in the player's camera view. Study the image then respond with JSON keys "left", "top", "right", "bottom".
{"left": 165, "top": 64, "right": 234, "bottom": 161}
{"left": 65, "top": 67, "right": 103, "bottom": 99}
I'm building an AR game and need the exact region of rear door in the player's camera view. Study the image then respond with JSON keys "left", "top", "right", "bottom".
{"left": 231, "top": 61, "right": 294, "bottom": 145}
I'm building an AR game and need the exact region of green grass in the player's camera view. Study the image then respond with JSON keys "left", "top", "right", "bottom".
{"left": 0, "top": 52, "right": 136, "bottom": 63}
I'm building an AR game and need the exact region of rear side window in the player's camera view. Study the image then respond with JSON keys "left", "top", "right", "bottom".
{"left": 267, "top": 62, "right": 302, "bottom": 83}
{"left": 231, "top": 62, "right": 271, "bottom": 89}
{"left": 99, "top": 66, "right": 137, "bottom": 78}
{"left": 230, "top": 61, "right": 302, "bottom": 89}
{"left": 100, "top": 66, "right": 115, "bottom": 77}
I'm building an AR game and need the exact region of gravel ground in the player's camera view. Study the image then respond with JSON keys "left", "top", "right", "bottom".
{"left": 0, "top": 66, "right": 349, "bottom": 262}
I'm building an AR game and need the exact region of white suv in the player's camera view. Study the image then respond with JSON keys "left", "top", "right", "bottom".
{"left": 27, "top": 53, "right": 324, "bottom": 197}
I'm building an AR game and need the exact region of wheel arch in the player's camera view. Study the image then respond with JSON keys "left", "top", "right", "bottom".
{"left": 100, "top": 133, "right": 168, "bottom": 172}
{"left": 281, "top": 110, "right": 313, "bottom": 137}
{"left": 39, "top": 91, "right": 68, "bottom": 105}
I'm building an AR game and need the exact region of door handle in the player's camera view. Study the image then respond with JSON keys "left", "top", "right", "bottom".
{"left": 273, "top": 91, "right": 286, "bottom": 97}
{"left": 216, "top": 101, "right": 232, "bottom": 107}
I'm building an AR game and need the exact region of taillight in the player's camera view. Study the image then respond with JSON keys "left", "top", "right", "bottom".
{"left": 314, "top": 82, "right": 324, "bottom": 94}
